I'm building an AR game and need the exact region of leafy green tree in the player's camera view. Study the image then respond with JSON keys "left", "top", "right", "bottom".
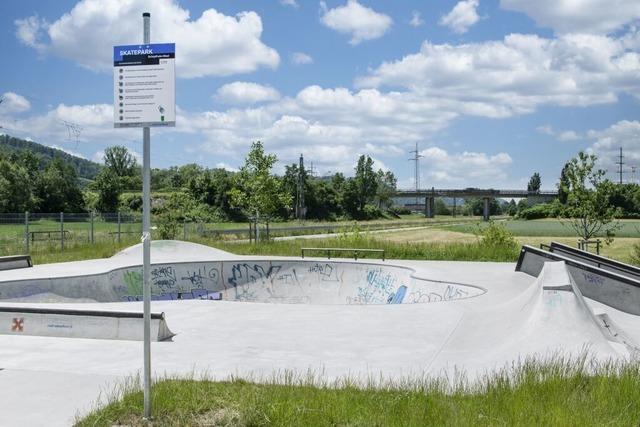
{"left": 506, "top": 199, "right": 517, "bottom": 216}
{"left": 560, "top": 152, "right": 621, "bottom": 242}
{"left": 36, "top": 157, "right": 85, "bottom": 212}
{"left": 229, "top": 141, "right": 292, "bottom": 219}
{"left": 103, "top": 146, "right": 137, "bottom": 177}
{"left": 177, "top": 164, "right": 204, "bottom": 189}
{"left": 343, "top": 155, "right": 378, "bottom": 218}
{"left": 0, "top": 157, "right": 36, "bottom": 212}
{"left": 463, "top": 197, "right": 502, "bottom": 216}
{"left": 558, "top": 162, "right": 570, "bottom": 204}
{"left": 527, "top": 172, "right": 541, "bottom": 193}
{"left": 92, "top": 168, "right": 122, "bottom": 212}
{"left": 375, "top": 170, "right": 397, "bottom": 209}
{"left": 434, "top": 198, "right": 451, "bottom": 215}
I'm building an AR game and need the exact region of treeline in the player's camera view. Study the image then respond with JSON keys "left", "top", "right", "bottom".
{"left": 0, "top": 135, "right": 101, "bottom": 180}
{"left": 0, "top": 140, "right": 397, "bottom": 221}
{"left": 0, "top": 150, "right": 85, "bottom": 212}
{"left": 124, "top": 142, "right": 397, "bottom": 222}
{"left": 514, "top": 158, "right": 640, "bottom": 220}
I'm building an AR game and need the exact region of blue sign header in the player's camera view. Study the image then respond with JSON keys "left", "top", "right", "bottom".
{"left": 113, "top": 43, "right": 175, "bottom": 62}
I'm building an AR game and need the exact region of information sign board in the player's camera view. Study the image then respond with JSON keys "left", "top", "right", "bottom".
{"left": 113, "top": 43, "right": 175, "bottom": 128}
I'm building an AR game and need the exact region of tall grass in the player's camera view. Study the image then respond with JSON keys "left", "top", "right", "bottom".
{"left": 28, "top": 237, "right": 140, "bottom": 264}
{"left": 76, "top": 356, "right": 640, "bottom": 426}
{"left": 210, "top": 231, "right": 520, "bottom": 262}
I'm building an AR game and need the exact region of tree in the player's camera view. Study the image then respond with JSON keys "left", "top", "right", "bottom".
{"left": 506, "top": 199, "right": 517, "bottom": 216}
{"left": 560, "top": 152, "right": 621, "bottom": 242}
{"left": 0, "top": 157, "right": 36, "bottom": 212}
{"left": 103, "top": 146, "right": 137, "bottom": 177}
{"left": 558, "top": 162, "right": 570, "bottom": 204}
{"left": 434, "top": 198, "right": 451, "bottom": 215}
{"left": 343, "top": 155, "right": 378, "bottom": 218}
{"left": 36, "top": 157, "right": 85, "bottom": 212}
{"left": 375, "top": 170, "right": 397, "bottom": 209}
{"left": 92, "top": 168, "right": 122, "bottom": 212}
{"left": 229, "top": 141, "right": 292, "bottom": 219}
{"left": 527, "top": 172, "right": 541, "bottom": 193}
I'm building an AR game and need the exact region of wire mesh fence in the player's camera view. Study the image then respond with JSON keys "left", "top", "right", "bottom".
{"left": 0, "top": 212, "right": 144, "bottom": 256}
{"left": 0, "top": 212, "right": 264, "bottom": 256}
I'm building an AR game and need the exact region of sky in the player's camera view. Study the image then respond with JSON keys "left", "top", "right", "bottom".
{"left": 0, "top": 0, "right": 639, "bottom": 191}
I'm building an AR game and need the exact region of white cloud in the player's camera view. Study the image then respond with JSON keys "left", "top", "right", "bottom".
{"left": 291, "top": 52, "right": 314, "bottom": 65}
{"left": 586, "top": 120, "right": 640, "bottom": 176}
{"left": 280, "top": 0, "right": 298, "bottom": 7}
{"left": 409, "top": 11, "right": 424, "bottom": 27}
{"left": 536, "top": 125, "right": 581, "bottom": 141}
{"left": 1, "top": 92, "right": 31, "bottom": 113}
{"left": 356, "top": 31, "right": 640, "bottom": 117}
{"left": 557, "top": 130, "right": 581, "bottom": 141}
{"left": 215, "top": 82, "right": 281, "bottom": 105}
{"left": 48, "top": 144, "right": 87, "bottom": 159}
{"left": 419, "top": 147, "right": 512, "bottom": 186}
{"left": 536, "top": 125, "right": 555, "bottom": 136}
{"left": 15, "top": 0, "right": 279, "bottom": 78}
{"left": 14, "top": 15, "right": 47, "bottom": 51}
{"left": 439, "top": 0, "right": 480, "bottom": 34}
{"left": 500, "top": 0, "right": 640, "bottom": 34}
{"left": 320, "top": 0, "right": 392, "bottom": 45}
{"left": 215, "top": 162, "right": 239, "bottom": 172}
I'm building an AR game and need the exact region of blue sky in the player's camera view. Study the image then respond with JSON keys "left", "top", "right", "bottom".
{"left": 1, "top": 0, "right": 639, "bottom": 190}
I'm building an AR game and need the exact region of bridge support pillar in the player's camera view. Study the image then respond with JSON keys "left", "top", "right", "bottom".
{"left": 424, "top": 196, "right": 435, "bottom": 218}
{"left": 483, "top": 197, "right": 490, "bottom": 221}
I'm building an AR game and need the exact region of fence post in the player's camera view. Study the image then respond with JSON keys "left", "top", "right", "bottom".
{"left": 60, "top": 212, "right": 64, "bottom": 252}
{"left": 117, "top": 212, "right": 122, "bottom": 244}
{"left": 24, "top": 211, "right": 29, "bottom": 254}
{"left": 90, "top": 211, "right": 95, "bottom": 244}
{"left": 183, "top": 220, "right": 187, "bottom": 240}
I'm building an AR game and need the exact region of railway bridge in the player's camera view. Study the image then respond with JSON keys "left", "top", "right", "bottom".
{"left": 395, "top": 188, "right": 558, "bottom": 221}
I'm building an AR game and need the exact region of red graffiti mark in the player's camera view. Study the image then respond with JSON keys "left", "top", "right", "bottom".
{"left": 11, "top": 317, "right": 24, "bottom": 332}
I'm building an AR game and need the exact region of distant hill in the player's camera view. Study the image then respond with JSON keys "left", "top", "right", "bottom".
{"left": 0, "top": 134, "right": 101, "bottom": 180}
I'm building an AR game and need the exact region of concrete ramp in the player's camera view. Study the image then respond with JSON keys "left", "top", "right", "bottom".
{"left": 0, "top": 306, "right": 174, "bottom": 341}
{"left": 516, "top": 245, "right": 640, "bottom": 315}
{"left": 516, "top": 261, "right": 629, "bottom": 358}
{"left": 428, "top": 261, "right": 627, "bottom": 375}
{"left": 548, "top": 241, "right": 640, "bottom": 280}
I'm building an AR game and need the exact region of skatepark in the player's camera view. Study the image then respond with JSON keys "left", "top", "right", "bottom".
{"left": 0, "top": 240, "right": 639, "bottom": 426}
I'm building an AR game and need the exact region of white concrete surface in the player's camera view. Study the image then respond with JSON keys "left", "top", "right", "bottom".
{"left": 0, "top": 241, "right": 639, "bottom": 427}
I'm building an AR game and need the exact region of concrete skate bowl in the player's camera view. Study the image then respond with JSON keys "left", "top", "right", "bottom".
{"left": 0, "top": 259, "right": 486, "bottom": 306}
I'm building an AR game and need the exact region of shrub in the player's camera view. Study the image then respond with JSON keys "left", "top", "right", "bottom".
{"left": 155, "top": 210, "right": 180, "bottom": 240}
{"left": 517, "top": 201, "right": 562, "bottom": 220}
{"left": 362, "top": 204, "right": 384, "bottom": 220}
{"left": 478, "top": 221, "right": 518, "bottom": 250}
{"left": 631, "top": 242, "right": 640, "bottom": 266}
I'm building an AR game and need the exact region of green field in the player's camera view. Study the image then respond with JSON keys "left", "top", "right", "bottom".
{"left": 443, "top": 219, "right": 640, "bottom": 238}
{"left": 0, "top": 214, "right": 481, "bottom": 258}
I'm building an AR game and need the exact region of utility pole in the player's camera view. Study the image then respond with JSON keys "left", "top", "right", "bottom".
{"left": 616, "top": 147, "right": 624, "bottom": 184}
{"left": 631, "top": 165, "right": 637, "bottom": 184}
{"left": 296, "top": 154, "right": 306, "bottom": 220}
{"left": 408, "top": 142, "right": 423, "bottom": 205}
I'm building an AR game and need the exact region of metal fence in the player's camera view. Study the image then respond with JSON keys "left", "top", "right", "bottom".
{"left": 0, "top": 212, "right": 143, "bottom": 255}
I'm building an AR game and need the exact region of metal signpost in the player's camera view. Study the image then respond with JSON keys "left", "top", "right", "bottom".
{"left": 113, "top": 12, "right": 175, "bottom": 419}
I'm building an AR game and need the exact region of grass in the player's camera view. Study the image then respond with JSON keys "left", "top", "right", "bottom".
{"left": 444, "top": 219, "right": 640, "bottom": 238}
{"left": 76, "top": 357, "right": 640, "bottom": 426}
{"left": 26, "top": 237, "right": 140, "bottom": 264}
{"left": 210, "top": 233, "right": 520, "bottom": 262}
